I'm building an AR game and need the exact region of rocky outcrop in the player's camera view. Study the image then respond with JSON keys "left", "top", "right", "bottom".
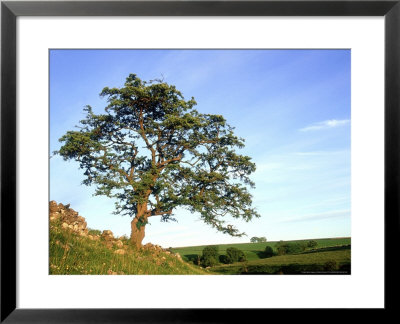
{"left": 142, "top": 243, "right": 183, "bottom": 261}
{"left": 49, "top": 201, "right": 183, "bottom": 265}
{"left": 101, "top": 229, "right": 115, "bottom": 248}
{"left": 49, "top": 201, "right": 124, "bottom": 249}
{"left": 143, "top": 243, "right": 164, "bottom": 252}
{"left": 49, "top": 201, "right": 89, "bottom": 237}
{"left": 49, "top": 201, "right": 131, "bottom": 252}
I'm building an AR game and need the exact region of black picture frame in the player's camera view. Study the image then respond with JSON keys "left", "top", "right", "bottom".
{"left": 1, "top": 0, "right": 399, "bottom": 322}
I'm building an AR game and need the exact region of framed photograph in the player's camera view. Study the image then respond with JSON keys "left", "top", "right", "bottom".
{"left": 1, "top": 0, "right": 399, "bottom": 321}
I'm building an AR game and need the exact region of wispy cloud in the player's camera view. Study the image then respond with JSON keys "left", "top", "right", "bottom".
{"left": 299, "top": 119, "right": 350, "bottom": 132}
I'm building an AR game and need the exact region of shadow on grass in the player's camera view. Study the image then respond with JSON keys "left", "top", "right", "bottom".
{"left": 301, "top": 245, "right": 351, "bottom": 254}
{"left": 239, "top": 263, "right": 350, "bottom": 275}
{"left": 251, "top": 250, "right": 275, "bottom": 259}
{"left": 184, "top": 254, "right": 199, "bottom": 263}
{"left": 211, "top": 261, "right": 351, "bottom": 275}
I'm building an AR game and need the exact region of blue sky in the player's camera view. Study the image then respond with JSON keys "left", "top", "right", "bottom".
{"left": 50, "top": 49, "right": 350, "bottom": 247}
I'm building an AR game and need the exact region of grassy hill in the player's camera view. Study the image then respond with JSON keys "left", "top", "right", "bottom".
{"left": 212, "top": 246, "right": 351, "bottom": 274}
{"left": 50, "top": 220, "right": 350, "bottom": 275}
{"left": 171, "top": 237, "right": 350, "bottom": 262}
{"left": 49, "top": 201, "right": 350, "bottom": 275}
{"left": 171, "top": 237, "right": 351, "bottom": 274}
{"left": 49, "top": 220, "right": 207, "bottom": 275}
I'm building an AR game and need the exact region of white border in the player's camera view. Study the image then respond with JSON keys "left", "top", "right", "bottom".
{"left": 17, "top": 17, "right": 384, "bottom": 308}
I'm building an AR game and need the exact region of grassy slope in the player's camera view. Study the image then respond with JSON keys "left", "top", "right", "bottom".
{"left": 50, "top": 221, "right": 207, "bottom": 275}
{"left": 171, "top": 237, "right": 351, "bottom": 263}
{"left": 50, "top": 218, "right": 351, "bottom": 275}
{"left": 212, "top": 246, "right": 351, "bottom": 274}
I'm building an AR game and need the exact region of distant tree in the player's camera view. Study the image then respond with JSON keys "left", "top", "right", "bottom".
{"left": 250, "top": 236, "right": 267, "bottom": 243}
{"left": 307, "top": 240, "right": 318, "bottom": 248}
{"left": 56, "top": 74, "right": 260, "bottom": 248}
{"left": 275, "top": 241, "right": 306, "bottom": 255}
{"left": 275, "top": 241, "right": 287, "bottom": 255}
{"left": 219, "top": 254, "right": 229, "bottom": 264}
{"left": 195, "top": 254, "right": 201, "bottom": 266}
{"left": 264, "top": 246, "right": 274, "bottom": 258}
{"left": 201, "top": 246, "right": 219, "bottom": 267}
{"left": 226, "top": 247, "right": 246, "bottom": 263}
{"left": 299, "top": 241, "right": 308, "bottom": 251}
{"left": 288, "top": 243, "right": 306, "bottom": 254}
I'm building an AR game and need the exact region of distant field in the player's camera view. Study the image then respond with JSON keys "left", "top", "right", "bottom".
{"left": 171, "top": 237, "right": 351, "bottom": 263}
{"left": 213, "top": 246, "right": 351, "bottom": 274}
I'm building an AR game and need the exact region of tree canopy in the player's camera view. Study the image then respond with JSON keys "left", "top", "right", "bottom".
{"left": 56, "top": 74, "right": 260, "bottom": 247}
{"left": 250, "top": 236, "right": 267, "bottom": 243}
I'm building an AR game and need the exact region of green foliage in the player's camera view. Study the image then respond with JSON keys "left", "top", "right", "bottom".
{"left": 307, "top": 240, "right": 318, "bottom": 248}
{"left": 219, "top": 254, "right": 229, "bottom": 264}
{"left": 275, "top": 241, "right": 307, "bottom": 255}
{"left": 135, "top": 216, "right": 148, "bottom": 230}
{"left": 264, "top": 246, "right": 274, "bottom": 258}
{"left": 201, "top": 246, "right": 219, "bottom": 267}
{"left": 55, "top": 74, "right": 260, "bottom": 238}
{"left": 250, "top": 236, "right": 267, "bottom": 243}
{"left": 195, "top": 254, "right": 201, "bottom": 266}
{"left": 212, "top": 248, "right": 351, "bottom": 275}
{"left": 225, "top": 247, "right": 246, "bottom": 263}
{"left": 275, "top": 241, "right": 286, "bottom": 255}
{"left": 171, "top": 238, "right": 351, "bottom": 264}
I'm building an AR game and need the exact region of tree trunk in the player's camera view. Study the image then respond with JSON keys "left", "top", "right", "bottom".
{"left": 130, "top": 217, "right": 146, "bottom": 249}
{"left": 130, "top": 203, "right": 148, "bottom": 249}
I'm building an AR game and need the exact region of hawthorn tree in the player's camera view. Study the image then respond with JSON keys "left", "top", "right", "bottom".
{"left": 56, "top": 74, "right": 260, "bottom": 248}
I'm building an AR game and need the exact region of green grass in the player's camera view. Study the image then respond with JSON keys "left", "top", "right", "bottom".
{"left": 171, "top": 237, "right": 351, "bottom": 263}
{"left": 50, "top": 218, "right": 350, "bottom": 275}
{"left": 50, "top": 221, "right": 207, "bottom": 275}
{"left": 170, "top": 238, "right": 351, "bottom": 274}
{"left": 212, "top": 246, "right": 351, "bottom": 274}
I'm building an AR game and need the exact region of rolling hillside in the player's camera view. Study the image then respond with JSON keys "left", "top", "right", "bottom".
{"left": 49, "top": 201, "right": 207, "bottom": 275}
{"left": 171, "top": 238, "right": 351, "bottom": 274}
